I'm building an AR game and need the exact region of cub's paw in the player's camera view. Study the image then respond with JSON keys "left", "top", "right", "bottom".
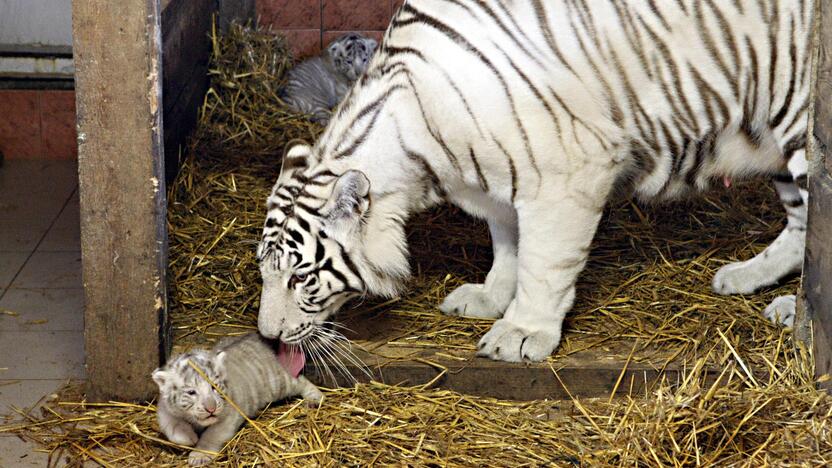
{"left": 764, "top": 295, "right": 796, "bottom": 327}
{"left": 476, "top": 319, "right": 560, "bottom": 362}
{"left": 304, "top": 387, "right": 324, "bottom": 408}
{"left": 188, "top": 450, "right": 216, "bottom": 467}
{"left": 439, "top": 283, "right": 507, "bottom": 319}
{"left": 168, "top": 425, "right": 198, "bottom": 447}
{"left": 712, "top": 261, "right": 765, "bottom": 295}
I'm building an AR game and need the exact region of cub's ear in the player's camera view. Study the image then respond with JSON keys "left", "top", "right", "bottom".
{"left": 327, "top": 40, "right": 344, "bottom": 58}
{"left": 366, "top": 38, "right": 378, "bottom": 53}
{"left": 213, "top": 351, "right": 228, "bottom": 377}
{"left": 152, "top": 368, "right": 171, "bottom": 388}
{"left": 322, "top": 170, "right": 371, "bottom": 239}
{"left": 276, "top": 143, "right": 311, "bottom": 186}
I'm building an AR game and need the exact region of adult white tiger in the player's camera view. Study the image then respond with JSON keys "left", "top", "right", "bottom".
{"left": 256, "top": 0, "right": 814, "bottom": 362}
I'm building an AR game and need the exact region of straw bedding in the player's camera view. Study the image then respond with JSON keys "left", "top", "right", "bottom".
{"left": 2, "top": 23, "right": 831, "bottom": 467}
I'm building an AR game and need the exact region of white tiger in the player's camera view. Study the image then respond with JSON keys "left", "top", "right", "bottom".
{"left": 256, "top": 0, "right": 814, "bottom": 362}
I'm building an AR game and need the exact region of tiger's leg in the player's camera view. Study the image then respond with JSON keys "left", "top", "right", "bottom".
{"left": 712, "top": 149, "right": 808, "bottom": 325}
{"left": 439, "top": 213, "right": 518, "bottom": 319}
{"left": 477, "top": 195, "right": 604, "bottom": 362}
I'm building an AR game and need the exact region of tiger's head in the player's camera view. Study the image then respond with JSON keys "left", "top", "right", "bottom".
{"left": 256, "top": 144, "right": 409, "bottom": 343}
{"left": 327, "top": 33, "right": 378, "bottom": 81}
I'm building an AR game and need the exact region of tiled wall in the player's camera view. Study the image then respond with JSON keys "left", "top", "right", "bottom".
{"left": 258, "top": 0, "right": 404, "bottom": 58}
{"left": 0, "top": 90, "right": 77, "bottom": 160}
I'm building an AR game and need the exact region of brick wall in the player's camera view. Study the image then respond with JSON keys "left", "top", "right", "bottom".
{"left": 0, "top": 1, "right": 402, "bottom": 160}
{"left": 0, "top": 90, "right": 77, "bottom": 160}
{"left": 258, "top": 0, "right": 404, "bottom": 58}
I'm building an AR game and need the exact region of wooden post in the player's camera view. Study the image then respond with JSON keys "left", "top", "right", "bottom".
{"left": 219, "top": 0, "right": 256, "bottom": 32}
{"left": 73, "top": 0, "right": 169, "bottom": 401}
{"left": 807, "top": 0, "right": 832, "bottom": 390}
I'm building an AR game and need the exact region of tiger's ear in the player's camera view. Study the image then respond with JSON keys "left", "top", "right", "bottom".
{"left": 213, "top": 351, "right": 228, "bottom": 378}
{"left": 152, "top": 368, "right": 173, "bottom": 389}
{"left": 327, "top": 40, "right": 343, "bottom": 58}
{"left": 277, "top": 143, "right": 311, "bottom": 186}
{"left": 322, "top": 170, "right": 370, "bottom": 240}
{"left": 366, "top": 38, "right": 378, "bottom": 53}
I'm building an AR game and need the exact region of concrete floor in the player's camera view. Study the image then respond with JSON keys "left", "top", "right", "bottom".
{"left": 0, "top": 160, "right": 84, "bottom": 466}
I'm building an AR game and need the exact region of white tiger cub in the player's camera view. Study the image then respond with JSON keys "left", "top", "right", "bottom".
{"left": 255, "top": 0, "right": 814, "bottom": 362}
{"left": 152, "top": 334, "right": 321, "bottom": 466}
{"left": 282, "top": 33, "right": 378, "bottom": 125}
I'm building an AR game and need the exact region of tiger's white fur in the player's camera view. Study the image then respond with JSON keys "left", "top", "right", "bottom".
{"left": 257, "top": 0, "right": 814, "bottom": 362}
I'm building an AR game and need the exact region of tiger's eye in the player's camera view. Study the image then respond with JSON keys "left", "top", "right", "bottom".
{"left": 289, "top": 273, "right": 308, "bottom": 288}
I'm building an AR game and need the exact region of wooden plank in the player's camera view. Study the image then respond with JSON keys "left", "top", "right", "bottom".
{"left": 806, "top": 175, "right": 832, "bottom": 387}
{"left": 219, "top": 0, "right": 256, "bottom": 32}
{"left": 305, "top": 311, "right": 717, "bottom": 401}
{"left": 72, "top": 0, "right": 168, "bottom": 401}
{"left": 307, "top": 347, "right": 705, "bottom": 401}
{"left": 809, "top": 0, "right": 832, "bottom": 389}
{"left": 161, "top": 0, "right": 216, "bottom": 182}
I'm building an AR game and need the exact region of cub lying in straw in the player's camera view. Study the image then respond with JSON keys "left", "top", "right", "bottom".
{"left": 151, "top": 333, "right": 321, "bottom": 466}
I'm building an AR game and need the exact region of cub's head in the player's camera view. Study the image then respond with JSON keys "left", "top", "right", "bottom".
{"left": 327, "top": 32, "right": 378, "bottom": 81}
{"left": 256, "top": 144, "right": 408, "bottom": 343}
{"left": 152, "top": 350, "right": 227, "bottom": 425}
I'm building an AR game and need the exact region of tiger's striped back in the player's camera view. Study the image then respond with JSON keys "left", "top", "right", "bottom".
{"left": 257, "top": 0, "right": 815, "bottom": 361}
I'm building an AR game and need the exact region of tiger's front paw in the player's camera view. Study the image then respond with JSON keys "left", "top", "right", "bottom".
{"left": 189, "top": 450, "right": 216, "bottom": 467}
{"left": 439, "top": 283, "right": 508, "bottom": 319}
{"left": 476, "top": 318, "right": 560, "bottom": 362}
{"left": 712, "top": 260, "right": 765, "bottom": 295}
{"left": 764, "top": 295, "right": 796, "bottom": 327}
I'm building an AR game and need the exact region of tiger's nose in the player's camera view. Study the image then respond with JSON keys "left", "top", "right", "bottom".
{"left": 204, "top": 400, "right": 217, "bottom": 414}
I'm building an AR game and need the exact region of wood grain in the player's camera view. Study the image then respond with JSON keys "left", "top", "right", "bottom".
{"left": 305, "top": 312, "right": 716, "bottom": 401}
{"left": 73, "top": 0, "right": 168, "bottom": 401}
{"left": 808, "top": 0, "right": 832, "bottom": 388}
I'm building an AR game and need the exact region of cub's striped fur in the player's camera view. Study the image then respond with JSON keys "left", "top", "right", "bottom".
{"left": 257, "top": 0, "right": 814, "bottom": 362}
{"left": 282, "top": 33, "right": 378, "bottom": 125}
{"left": 152, "top": 334, "right": 321, "bottom": 466}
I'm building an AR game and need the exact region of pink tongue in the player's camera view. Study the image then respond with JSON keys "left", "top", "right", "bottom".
{"left": 277, "top": 342, "right": 305, "bottom": 378}
{"left": 723, "top": 176, "right": 733, "bottom": 188}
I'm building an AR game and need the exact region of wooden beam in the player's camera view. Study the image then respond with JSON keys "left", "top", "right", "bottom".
{"left": 161, "top": 0, "right": 216, "bottom": 182}
{"left": 304, "top": 311, "right": 718, "bottom": 401}
{"left": 73, "top": 0, "right": 169, "bottom": 401}
{"left": 306, "top": 346, "right": 714, "bottom": 401}
{"left": 808, "top": 0, "right": 832, "bottom": 390}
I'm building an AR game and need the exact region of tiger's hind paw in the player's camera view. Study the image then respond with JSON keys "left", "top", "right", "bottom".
{"left": 764, "top": 295, "right": 796, "bottom": 327}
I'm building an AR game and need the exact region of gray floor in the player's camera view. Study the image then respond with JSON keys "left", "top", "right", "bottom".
{"left": 0, "top": 160, "right": 83, "bottom": 466}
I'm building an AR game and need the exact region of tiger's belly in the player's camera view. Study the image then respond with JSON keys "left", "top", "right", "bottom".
{"left": 631, "top": 125, "right": 786, "bottom": 202}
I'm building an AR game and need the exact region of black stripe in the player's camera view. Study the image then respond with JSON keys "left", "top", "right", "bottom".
{"left": 287, "top": 229, "right": 304, "bottom": 245}
{"left": 469, "top": 147, "right": 489, "bottom": 192}
{"left": 492, "top": 137, "right": 517, "bottom": 202}
{"left": 784, "top": 198, "right": 804, "bottom": 208}
{"left": 771, "top": 17, "right": 798, "bottom": 128}
{"left": 396, "top": 3, "right": 541, "bottom": 177}
{"left": 333, "top": 85, "right": 407, "bottom": 159}
{"left": 315, "top": 240, "right": 326, "bottom": 264}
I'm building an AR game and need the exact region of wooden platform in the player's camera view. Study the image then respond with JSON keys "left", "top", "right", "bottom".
{"left": 305, "top": 310, "right": 718, "bottom": 401}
